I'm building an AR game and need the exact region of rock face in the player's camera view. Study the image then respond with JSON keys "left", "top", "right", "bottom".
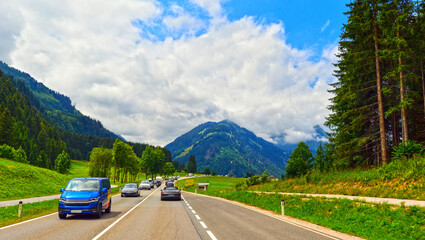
{"left": 165, "top": 120, "right": 289, "bottom": 177}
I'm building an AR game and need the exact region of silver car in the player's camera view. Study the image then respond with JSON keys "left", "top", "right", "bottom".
{"left": 121, "top": 183, "right": 140, "bottom": 197}
{"left": 139, "top": 180, "right": 152, "bottom": 190}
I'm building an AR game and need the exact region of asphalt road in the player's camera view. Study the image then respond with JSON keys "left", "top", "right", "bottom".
{"left": 0, "top": 187, "right": 349, "bottom": 240}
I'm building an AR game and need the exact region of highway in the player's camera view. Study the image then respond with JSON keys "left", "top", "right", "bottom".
{"left": 0, "top": 187, "right": 353, "bottom": 240}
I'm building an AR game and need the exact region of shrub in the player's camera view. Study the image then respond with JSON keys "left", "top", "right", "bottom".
{"left": 0, "top": 144, "right": 28, "bottom": 164}
{"left": 392, "top": 140, "right": 424, "bottom": 161}
{"left": 13, "top": 147, "right": 28, "bottom": 164}
{"left": 0, "top": 144, "right": 14, "bottom": 160}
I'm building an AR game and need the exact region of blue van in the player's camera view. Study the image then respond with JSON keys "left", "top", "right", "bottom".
{"left": 58, "top": 178, "right": 111, "bottom": 219}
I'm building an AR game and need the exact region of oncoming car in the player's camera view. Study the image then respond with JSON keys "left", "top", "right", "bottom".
{"left": 121, "top": 183, "right": 140, "bottom": 197}
{"left": 139, "top": 180, "right": 152, "bottom": 190}
{"left": 58, "top": 178, "right": 111, "bottom": 219}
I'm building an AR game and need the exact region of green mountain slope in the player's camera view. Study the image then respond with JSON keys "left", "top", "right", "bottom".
{"left": 0, "top": 61, "right": 119, "bottom": 139}
{"left": 165, "top": 120, "right": 289, "bottom": 177}
{"left": 0, "top": 158, "right": 70, "bottom": 201}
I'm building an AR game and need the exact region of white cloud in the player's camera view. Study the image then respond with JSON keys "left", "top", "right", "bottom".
{"left": 2, "top": 0, "right": 337, "bottom": 147}
{"left": 320, "top": 19, "right": 330, "bottom": 33}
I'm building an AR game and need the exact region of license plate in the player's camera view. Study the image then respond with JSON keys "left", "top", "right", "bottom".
{"left": 71, "top": 210, "right": 82, "bottom": 213}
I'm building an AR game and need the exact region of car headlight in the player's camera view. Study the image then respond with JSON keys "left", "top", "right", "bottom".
{"left": 89, "top": 197, "right": 99, "bottom": 202}
{"left": 59, "top": 198, "right": 67, "bottom": 202}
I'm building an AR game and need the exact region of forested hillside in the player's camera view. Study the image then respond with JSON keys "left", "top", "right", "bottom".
{"left": 166, "top": 120, "right": 288, "bottom": 177}
{"left": 326, "top": 0, "right": 425, "bottom": 168}
{"left": 0, "top": 61, "right": 119, "bottom": 139}
{"left": 0, "top": 69, "right": 171, "bottom": 170}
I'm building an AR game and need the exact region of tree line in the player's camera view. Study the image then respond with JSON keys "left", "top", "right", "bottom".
{"left": 0, "top": 69, "right": 171, "bottom": 174}
{"left": 89, "top": 139, "right": 175, "bottom": 182}
{"left": 326, "top": 0, "right": 425, "bottom": 168}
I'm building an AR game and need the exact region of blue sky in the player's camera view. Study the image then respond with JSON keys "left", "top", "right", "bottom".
{"left": 223, "top": 0, "right": 348, "bottom": 49}
{"left": 1, "top": 0, "right": 351, "bottom": 146}
{"left": 136, "top": 0, "right": 349, "bottom": 57}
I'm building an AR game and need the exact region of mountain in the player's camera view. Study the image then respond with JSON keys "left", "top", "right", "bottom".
{"left": 0, "top": 61, "right": 119, "bottom": 139}
{"left": 165, "top": 120, "right": 289, "bottom": 177}
{"left": 272, "top": 125, "right": 328, "bottom": 155}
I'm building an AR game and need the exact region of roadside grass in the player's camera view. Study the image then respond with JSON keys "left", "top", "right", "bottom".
{"left": 249, "top": 155, "right": 425, "bottom": 200}
{"left": 0, "top": 199, "right": 58, "bottom": 228}
{"left": 196, "top": 190, "right": 425, "bottom": 240}
{"left": 175, "top": 176, "right": 244, "bottom": 192}
{"left": 0, "top": 158, "right": 70, "bottom": 201}
{"left": 0, "top": 158, "right": 145, "bottom": 201}
{"left": 0, "top": 188, "right": 122, "bottom": 228}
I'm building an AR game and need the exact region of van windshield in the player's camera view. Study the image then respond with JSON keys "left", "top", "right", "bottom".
{"left": 65, "top": 180, "right": 99, "bottom": 191}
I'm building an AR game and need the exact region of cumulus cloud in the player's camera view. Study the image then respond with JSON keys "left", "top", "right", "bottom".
{"left": 2, "top": 0, "right": 337, "bottom": 146}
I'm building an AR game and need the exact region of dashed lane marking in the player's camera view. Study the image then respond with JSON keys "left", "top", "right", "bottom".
{"left": 195, "top": 215, "right": 201, "bottom": 220}
{"left": 200, "top": 221, "right": 208, "bottom": 229}
{"left": 92, "top": 187, "right": 160, "bottom": 240}
{"left": 207, "top": 231, "right": 218, "bottom": 240}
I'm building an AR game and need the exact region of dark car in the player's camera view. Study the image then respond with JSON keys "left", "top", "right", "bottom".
{"left": 165, "top": 181, "right": 174, "bottom": 187}
{"left": 121, "top": 183, "right": 140, "bottom": 197}
{"left": 148, "top": 179, "right": 155, "bottom": 189}
{"left": 155, "top": 180, "right": 162, "bottom": 188}
{"left": 161, "top": 187, "right": 181, "bottom": 200}
{"left": 58, "top": 178, "right": 111, "bottom": 219}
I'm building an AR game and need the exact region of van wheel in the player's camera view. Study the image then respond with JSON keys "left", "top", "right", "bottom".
{"left": 105, "top": 200, "right": 111, "bottom": 213}
{"left": 96, "top": 204, "right": 102, "bottom": 218}
{"left": 58, "top": 213, "right": 67, "bottom": 219}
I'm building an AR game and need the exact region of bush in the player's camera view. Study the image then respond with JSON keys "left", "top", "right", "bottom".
{"left": 0, "top": 144, "right": 14, "bottom": 160}
{"left": 0, "top": 144, "right": 28, "bottom": 164}
{"left": 13, "top": 147, "right": 28, "bottom": 164}
{"left": 392, "top": 140, "right": 424, "bottom": 161}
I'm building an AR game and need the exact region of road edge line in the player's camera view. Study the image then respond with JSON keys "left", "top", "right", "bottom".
{"left": 92, "top": 188, "right": 160, "bottom": 240}
{"left": 0, "top": 212, "right": 57, "bottom": 231}
{"left": 183, "top": 191, "right": 363, "bottom": 240}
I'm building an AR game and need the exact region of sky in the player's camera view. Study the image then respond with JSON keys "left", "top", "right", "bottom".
{"left": 0, "top": 0, "right": 350, "bottom": 146}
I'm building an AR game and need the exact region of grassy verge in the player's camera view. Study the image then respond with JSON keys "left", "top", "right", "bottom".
{"left": 175, "top": 176, "right": 245, "bottom": 192}
{"left": 177, "top": 176, "right": 425, "bottom": 239}
{"left": 0, "top": 188, "right": 122, "bottom": 228}
{"left": 249, "top": 156, "right": 425, "bottom": 200}
{"left": 0, "top": 199, "right": 58, "bottom": 228}
{"left": 193, "top": 190, "right": 425, "bottom": 240}
{"left": 0, "top": 158, "right": 70, "bottom": 201}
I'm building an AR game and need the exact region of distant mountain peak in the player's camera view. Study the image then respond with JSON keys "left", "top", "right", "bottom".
{"left": 165, "top": 120, "right": 288, "bottom": 177}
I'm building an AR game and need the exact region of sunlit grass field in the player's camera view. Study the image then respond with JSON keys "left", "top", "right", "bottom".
{"left": 0, "top": 158, "right": 70, "bottom": 201}
{"left": 175, "top": 176, "right": 245, "bottom": 192}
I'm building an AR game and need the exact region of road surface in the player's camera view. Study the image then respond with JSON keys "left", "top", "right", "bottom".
{"left": 0, "top": 187, "right": 357, "bottom": 240}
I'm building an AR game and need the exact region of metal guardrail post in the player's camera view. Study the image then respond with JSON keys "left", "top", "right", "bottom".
{"left": 18, "top": 201, "right": 23, "bottom": 218}
{"left": 281, "top": 199, "right": 285, "bottom": 216}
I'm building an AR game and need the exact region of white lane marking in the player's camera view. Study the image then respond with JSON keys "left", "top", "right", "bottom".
{"left": 0, "top": 191, "right": 124, "bottom": 230}
{"left": 199, "top": 221, "right": 208, "bottom": 229}
{"left": 92, "top": 187, "right": 160, "bottom": 240}
{"left": 184, "top": 191, "right": 340, "bottom": 240}
{"left": 195, "top": 215, "right": 201, "bottom": 220}
{"left": 0, "top": 212, "right": 57, "bottom": 231}
{"left": 191, "top": 210, "right": 196, "bottom": 214}
{"left": 207, "top": 230, "right": 218, "bottom": 240}
{"left": 188, "top": 206, "right": 193, "bottom": 209}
